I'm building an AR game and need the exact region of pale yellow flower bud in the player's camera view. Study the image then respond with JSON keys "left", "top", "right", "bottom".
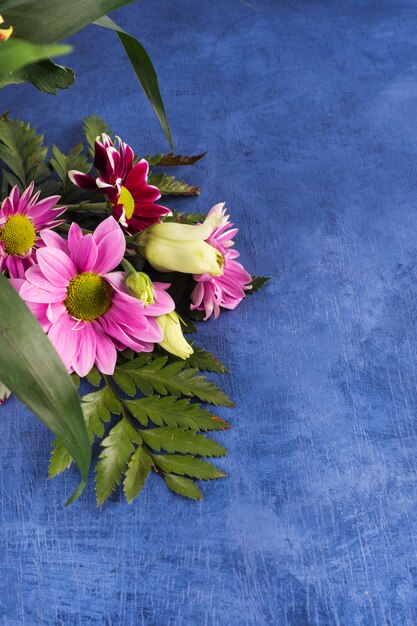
{"left": 156, "top": 312, "right": 194, "bottom": 359}
{"left": 136, "top": 213, "right": 224, "bottom": 275}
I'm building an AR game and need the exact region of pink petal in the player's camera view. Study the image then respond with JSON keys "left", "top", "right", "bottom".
{"left": 68, "top": 171, "right": 98, "bottom": 190}
{"left": 68, "top": 222, "right": 83, "bottom": 255}
{"left": 93, "top": 321, "right": 117, "bottom": 374}
{"left": 93, "top": 226, "right": 125, "bottom": 274}
{"left": 47, "top": 313, "right": 78, "bottom": 369}
{"left": 37, "top": 247, "right": 76, "bottom": 287}
{"left": 40, "top": 229, "right": 69, "bottom": 253}
{"left": 73, "top": 323, "right": 97, "bottom": 377}
{"left": 72, "top": 234, "right": 98, "bottom": 273}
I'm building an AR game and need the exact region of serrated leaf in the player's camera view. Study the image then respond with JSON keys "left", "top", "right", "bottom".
{"left": 148, "top": 172, "right": 199, "bottom": 196}
{"left": 141, "top": 427, "right": 227, "bottom": 457}
{"left": 166, "top": 211, "right": 207, "bottom": 225}
{"left": 82, "top": 386, "right": 122, "bottom": 439}
{"left": 48, "top": 439, "right": 72, "bottom": 478}
{"left": 246, "top": 276, "right": 270, "bottom": 295}
{"left": 95, "top": 418, "right": 141, "bottom": 505}
{"left": 51, "top": 143, "right": 91, "bottom": 196}
{"left": 125, "top": 396, "right": 231, "bottom": 431}
{"left": 0, "top": 115, "right": 49, "bottom": 189}
{"left": 146, "top": 152, "right": 207, "bottom": 167}
{"left": 153, "top": 454, "right": 226, "bottom": 480}
{"left": 14, "top": 60, "right": 75, "bottom": 95}
{"left": 123, "top": 444, "right": 153, "bottom": 503}
{"left": 186, "top": 347, "right": 228, "bottom": 373}
{"left": 85, "top": 365, "right": 101, "bottom": 387}
{"left": 83, "top": 114, "right": 112, "bottom": 157}
{"left": 115, "top": 356, "right": 233, "bottom": 406}
{"left": 163, "top": 474, "right": 203, "bottom": 500}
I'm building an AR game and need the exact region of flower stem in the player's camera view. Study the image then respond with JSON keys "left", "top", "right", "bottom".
{"left": 65, "top": 202, "right": 110, "bottom": 212}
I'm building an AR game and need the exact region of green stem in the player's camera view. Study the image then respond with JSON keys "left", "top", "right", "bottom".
{"left": 66, "top": 202, "right": 110, "bottom": 212}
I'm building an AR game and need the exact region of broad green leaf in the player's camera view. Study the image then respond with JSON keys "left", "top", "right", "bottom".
{"left": 5, "top": 1, "right": 137, "bottom": 43}
{"left": 0, "top": 115, "right": 49, "bottom": 189}
{"left": 148, "top": 172, "right": 199, "bottom": 196}
{"left": 83, "top": 114, "right": 112, "bottom": 157}
{"left": 0, "top": 274, "right": 91, "bottom": 503}
{"left": 153, "top": 454, "right": 226, "bottom": 480}
{"left": 141, "top": 427, "right": 228, "bottom": 457}
{"left": 95, "top": 418, "right": 141, "bottom": 505}
{"left": 115, "top": 356, "right": 234, "bottom": 406}
{"left": 0, "top": 39, "right": 72, "bottom": 79}
{"left": 163, "top": 474, "right": 203, "bottom": 500}
{"left": 125, "top": 396, "right": 231, "bottom": 431}
{"left": 94, "top": 16, "right": 173, "bottom": 149}
{"left": 123, "top": 444, "right": 153, "bottom": 503}
{"left": 246, "top": 276, "right": 270, "bottom": 295}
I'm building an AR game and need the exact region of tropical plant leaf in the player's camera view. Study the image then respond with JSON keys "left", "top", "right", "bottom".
{"left": 163, "top": 474, "right": 203, "bottom": 500}
{"left": 0, "top": 39, "right": 72, "bottom": 79}
{"left": 141, "top": 427, "right": 227, "bottom": 457}
{"left": 148, "top": 172, "right": 199, "bottom": 196}
{"left": 115, "top": 356, "right": 234, "bottom": 406}
{"left": 123, "top": 444, "right": 153, "bottom": 503}
{"left": 83, "top": 114, "right": 112, "bottom": 157}
{"left": 94, "top": 16, "right": 173, "bottom": 149}
{"left": 95, "top": 418, "right": 141, "bottom": 505}
{"left": 0, "top": 114, "right": 49, "bottom": 190}
{"left": 153, "top": 454, "right": 226, "bottom": 480}
{"left": 125, "top": 396, "right": 231, "bottom": 431}
{"left": 246, "top": 276, "right": 270, "bottom": 295}
{"left": 0, "top": 273, "right": 91, "bottom": 504}
{"left": 146, "top": 152, "right": 207, "bottom": 167}
{"left": 5, "top": 1, "right": 137, "bottom": 43}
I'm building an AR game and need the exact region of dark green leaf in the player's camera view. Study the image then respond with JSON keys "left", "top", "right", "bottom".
{"left": 163, "top": 474, "right": 203, "bottom": 500}
{"left": 85, "top": 366, "right": 101, "bottom": 388}
{"left": 148, "top": 172, "right": 199, "bottom": 196}
{"left": 125, "top": 396, "right": 231, "bottom": 431}
{"left": 95, "top": 418, "right": 141, "bottom": 505}
{"left": 123, "top": 444, "right": 153, "bottom": 503}
{"left": 153, "top": 454, "right": 226, "bottom": 480}
{"left": 147, "top": 152, "right": 207, "bottom": 167}
{"left": 13, "top": 60, "right": 75, "bottom": 95}
{"left": 83, "top": 114, "right": 111, "bottom": 157}
{"left": 186, "top": 347, "right": 229, "bottom": 373}
{"left": 115, "top": 356, "right": 234, "bottom": 406}
{"left": 94, "top": 16, "right": 173, "bottom": 149}
{"left": 0, "top": 114, "right": 48, "bottom": 189}
{"left": 246, "top": 276, "right": 271, "bottom": 295}
{"left": 141, "top": 427, "right": 227, "bottom": 457}
{"left": 82, "top": 385, "right": 122, "bottom": 439}
{"left": 0, "top": 274, "right": 91, "bottom": 503}
{"left": 5, "top": 1, "right": 137, "bottom": 43}
{"left": 48, "top": 439, "right": 72, "bottom": 478}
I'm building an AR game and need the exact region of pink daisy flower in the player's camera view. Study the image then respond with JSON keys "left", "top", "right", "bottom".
{"left": 0, "top": 182, "right": 65, "bottom": 278}
{"left": 17, "top": 217, "right": 174, "bottom": 377}
{"left": 69, "top": 134, "right": 171, "bottom": 233}
{"left": 190, "top": 203, "right": 252, "bottom": 320}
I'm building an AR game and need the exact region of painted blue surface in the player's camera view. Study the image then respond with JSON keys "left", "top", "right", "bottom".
{"left": 2, "top": 0, "right": 417, "bottom": 623}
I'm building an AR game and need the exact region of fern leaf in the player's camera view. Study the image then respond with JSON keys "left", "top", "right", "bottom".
{"left": 163, "top": 474, "right": 203, "bottom": 500}
{"left": 153, "top": 454, "right": 226, "bottom": 479}
{"left": 141, "top": 427, "right": 227, "bottom": 457}
{"left": 123, "top": 444, "right": 153, "bottom": 504}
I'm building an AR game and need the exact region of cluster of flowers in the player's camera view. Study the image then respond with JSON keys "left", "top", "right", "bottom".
{"left": 0, "top": 134, "right": 252, "bottom": 378}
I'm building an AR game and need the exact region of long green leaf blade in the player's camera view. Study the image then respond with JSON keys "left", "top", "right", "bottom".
{"left": 0, "top": 39, "right": 72, "bottom": 78}
{"left": 95, "top": 16, "right": 173, "bottom": 149}
{"left": 0, "top": 274, "right": 91, "bottom": 502}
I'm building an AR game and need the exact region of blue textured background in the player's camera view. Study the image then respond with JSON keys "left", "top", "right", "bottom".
{"left": 2, "top": 1, "right": 417, "bottom": 624}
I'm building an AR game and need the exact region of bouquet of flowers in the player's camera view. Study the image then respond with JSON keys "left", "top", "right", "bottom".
{"left": 0, "top": 114, "right": 268, "bottom": 505}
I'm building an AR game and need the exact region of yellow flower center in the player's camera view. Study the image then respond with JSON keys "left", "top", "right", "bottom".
{"left": 65, "top": 272, "right": 112, "bottom": 321}
{"left": 0, "top": 214, "right": 36, "bottom": 256}
{"left": 117, "top": 186, "right": 135, "bottom": 220}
